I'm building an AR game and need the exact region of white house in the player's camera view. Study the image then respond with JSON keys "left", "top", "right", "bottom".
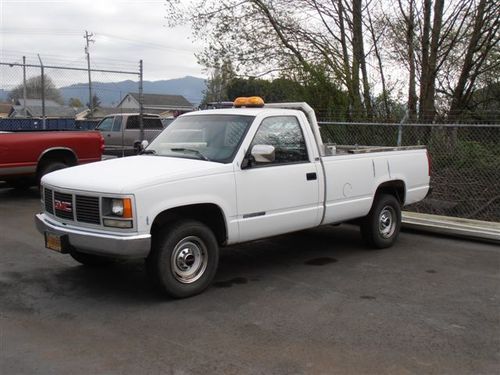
{"left": 117, "top": 93, "right": 193, "bottom": 116}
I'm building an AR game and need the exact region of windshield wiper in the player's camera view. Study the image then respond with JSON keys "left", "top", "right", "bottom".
{"left": 170, "top": 148, "right": 210, "bottom": 161}
{"left": 141, "top": 149, "right": 157, "bottom": 155}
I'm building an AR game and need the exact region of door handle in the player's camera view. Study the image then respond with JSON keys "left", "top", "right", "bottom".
{"left": 306, "top": 172, "right": 317, "bottom": 181}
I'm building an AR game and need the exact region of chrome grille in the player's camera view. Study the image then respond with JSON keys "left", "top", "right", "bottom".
{"left": 45, "top": 188, "right": 102, "bottom": 226}
{"left": 53, "top": 191, "right": 74, "bottom": 221}
{"left": 44, "top": 188, "right": 54, "bottom": 214}
{"left": 75, "top": 195, "right": 100, "bottom": 224}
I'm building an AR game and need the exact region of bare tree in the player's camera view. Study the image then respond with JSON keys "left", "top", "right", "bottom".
{"left": 166, "top": 0, "right": 499, "bottom": 123}
{"left": 447, "top": 0, "right": 500, "bottom": 121}
{"left": 8, "top": 74, "right": 63, "bottom": 104}
{"left": 366, "top": 7, "right": 391, "bottom": 119}
{"left": 166, "top": 0, "right": 381, "bottom": 119}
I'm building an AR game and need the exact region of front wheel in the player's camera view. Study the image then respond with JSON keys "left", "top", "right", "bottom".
{"left": 360, "top": 194, "right": 402, "bottom": 249}
{"left": 146, "top": 220, "right": 219, "bottom": 298}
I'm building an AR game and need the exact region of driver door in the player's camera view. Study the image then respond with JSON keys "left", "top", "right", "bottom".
{"left": 234, "top": 116, "right": 321, "bottom": 242}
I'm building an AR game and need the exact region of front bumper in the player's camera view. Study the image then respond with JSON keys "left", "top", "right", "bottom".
{"left": 35, "top": 213, "right": 151, "bottom": 259}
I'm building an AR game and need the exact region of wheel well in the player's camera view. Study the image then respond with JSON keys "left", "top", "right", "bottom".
{"left": 151, "top": 204, "right": 227, "bottom": 245}
{"left": 37, "top": 149, "right": 77, "bottom": 173}
{"left": 375, "top": 180, "right": 406, "bottom": 205}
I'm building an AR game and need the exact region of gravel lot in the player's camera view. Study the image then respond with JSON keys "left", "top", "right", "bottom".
{"left": 1, "top": 186, "right": 499, "bottom": 374}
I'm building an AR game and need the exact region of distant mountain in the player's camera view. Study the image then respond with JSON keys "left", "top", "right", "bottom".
{"left": 60, "top": 76, "right": 206, "bottom": 107}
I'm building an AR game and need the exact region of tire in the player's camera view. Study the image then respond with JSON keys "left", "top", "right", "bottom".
{"left": 133, "top": 142, "right": 141, "bottom": 155}
{"left": 146, "top": 220, "right": 219, "bottom": 298}
{"left": 70, "top": 250, "right": 115, "bottom": 266}
{"left": 38, "top": 161, "right": 68, "bottom": 181}
{"left": 360, "top": 193, "right": 402, "bottom": 249}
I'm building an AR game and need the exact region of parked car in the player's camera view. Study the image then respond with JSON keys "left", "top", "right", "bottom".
{"left": 95, "top": 113, "right": 164, "bottom": 157}
{"left": 161, "top": 117, "right": 175, "bottom": 128}
{"left": 36, "top": 97, "right": 431, "bottom": 298}
{"left": 0, "top": 130, "right": 104, "bottom": 188}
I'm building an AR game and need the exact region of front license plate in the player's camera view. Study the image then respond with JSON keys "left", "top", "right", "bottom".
{"left": 45, "top": 232, "right": 64, "bottom": 252}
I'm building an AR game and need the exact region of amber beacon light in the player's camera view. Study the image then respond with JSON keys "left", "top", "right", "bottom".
{"left": 233, "top": 96, "right": 265, "bottom": 108}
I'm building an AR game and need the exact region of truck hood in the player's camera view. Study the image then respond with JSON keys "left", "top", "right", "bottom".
{"left": 42, "top": 156, "right": 229, "bottom": 194}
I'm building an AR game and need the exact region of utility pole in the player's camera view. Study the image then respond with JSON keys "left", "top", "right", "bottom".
{"left": 37, "top": 54, "right": 46, "bottom": 129}
{"left": 22, "top": 56, "right": 27, "bottom": 117}
{"left": 84, "top": 30, "right": 95, "bottom": 119}
{"left": 139, "top": 59, "right": 144, "bottom": 143}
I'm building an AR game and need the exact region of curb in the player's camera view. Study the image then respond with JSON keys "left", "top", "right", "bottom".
{"left": 402, "top": 212, "right": 500, "bottom": 243}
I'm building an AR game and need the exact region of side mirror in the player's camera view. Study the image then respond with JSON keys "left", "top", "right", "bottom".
{"left": 251, "top": 144, "right": 275, "bottom": 163}
{"left": 136, "top": 140, "right": 149, "bottom": 154}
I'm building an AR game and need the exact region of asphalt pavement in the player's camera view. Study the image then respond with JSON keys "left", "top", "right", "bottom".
{"left": 1, "top": 186, "right": 499, "bottom": 374}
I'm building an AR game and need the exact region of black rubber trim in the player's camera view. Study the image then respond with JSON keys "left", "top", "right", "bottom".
{"left": 242, "top": 211, "right": 266, "bottom": 219}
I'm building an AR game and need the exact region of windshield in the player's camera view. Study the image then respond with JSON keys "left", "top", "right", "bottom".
{"left": 146, "top": 114, "right": 255, "bottom": 163}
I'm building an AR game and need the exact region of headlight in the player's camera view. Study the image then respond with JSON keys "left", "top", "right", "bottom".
{"left": 111, "top": 199, "right": 124, "bottom": 216}
{"left": 103, "top": 197, "right": 133, "bottom": 218}
{"left": 102, "top": 197, "right": 134, "bottom": 229}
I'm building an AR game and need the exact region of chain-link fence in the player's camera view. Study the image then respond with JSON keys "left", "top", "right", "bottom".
{"left": 1, "top": 59, "right": 498, "bottom": 223}
{"left": 318, "top": 121, "right": 500, "bottom": 223}
{"left": 0, "top": 56, "right": 144, "bottom": 132}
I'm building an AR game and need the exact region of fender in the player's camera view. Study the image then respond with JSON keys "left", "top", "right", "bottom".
{"left": 37, "top": 147, "right": 78, "bottom": 164}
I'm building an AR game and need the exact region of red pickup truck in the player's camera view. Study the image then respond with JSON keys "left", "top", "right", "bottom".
{"left": 0, "top": 131, "right": 104, "bottom": 188}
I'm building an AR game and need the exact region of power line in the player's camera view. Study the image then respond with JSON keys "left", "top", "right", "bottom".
{"left": 0, "top": 28, "right": 198, "bottom": 54}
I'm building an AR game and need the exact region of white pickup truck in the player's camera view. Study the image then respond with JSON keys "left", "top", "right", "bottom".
{"left": 35, "top": 98, "right": 431, "bottom": 298}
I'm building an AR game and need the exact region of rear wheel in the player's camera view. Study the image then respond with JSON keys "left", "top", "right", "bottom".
{"left": 38, "top": 161, "right": 68, "bottom": 181}
{"left": 70, "top": 250, "right": 114, "bottom": 266}
{"left": 361, "top": 194, "right": 401, "bottom": 249}
{"left": 146, "top": 220, "right": 219, "bottom": 298}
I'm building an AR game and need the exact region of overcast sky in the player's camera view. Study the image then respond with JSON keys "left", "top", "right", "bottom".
{"left": 0, "top": 0, "right": 204, "bottom": 82}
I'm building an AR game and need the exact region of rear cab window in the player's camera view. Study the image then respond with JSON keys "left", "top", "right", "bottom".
{"left": 126, "top": 116, "right": 163, "bottom": 130}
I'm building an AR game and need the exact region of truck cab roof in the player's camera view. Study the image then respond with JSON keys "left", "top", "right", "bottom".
{"left": 182, "top": 107, "right": 300, "bottom": 117}
{"left": 101, "top": 113, "right": 161, "bottom": 118}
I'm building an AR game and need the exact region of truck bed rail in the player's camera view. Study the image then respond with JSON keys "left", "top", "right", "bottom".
{"left": 324, "top": 144, "right": 427, "bottom": 155}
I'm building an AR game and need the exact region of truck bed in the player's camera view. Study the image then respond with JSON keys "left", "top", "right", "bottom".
{"left": 319, "top": 146, "right": 430, "bottom": 225}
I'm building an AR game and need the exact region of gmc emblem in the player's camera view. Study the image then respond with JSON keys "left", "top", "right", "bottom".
{"left": 54, "top": 200, "right": 72, "bottom": 213}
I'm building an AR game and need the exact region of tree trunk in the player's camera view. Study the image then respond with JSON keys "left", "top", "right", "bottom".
{"left": 352, "top": 0, "right": 371, "bottom": 120}
{"left": 448, "top": 0, "right": 488, "bottom": 122}
{"left": 420, "top": 0, "right": 445, "bottom": 123}
{"left": 419, "top": 0, "right": 432, "bottom": 122}
{"left": 407, "top": 0, "right": 417, "bottom": 122}
{"left": 367, "top": 10, "right": 390, "bottom": 120}
{"left": 337, "top": 0, "right": 358, "bottom": 119}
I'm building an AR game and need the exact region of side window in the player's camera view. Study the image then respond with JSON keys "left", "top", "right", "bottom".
{"left": 96, "top": 117, "right": 114, "bottom": 131}
{"left": 250, "top": 116, "right": 308, "bottom": 165}
{"left": 126, "top": 116, "right": 163, "bottom": 130}
{"left": 112, "top": 116, "right": 122, "bottom": 132}
{"left": 143, "top": 117, "right": 163, "bottom": 130}
{"left": 126, "top": 116, "right": 139, "bottom": 129}
{"left": 225, "top": 121, "right": 247, "bottom": 147}
{"left": 161, "top": 118, "right": 174, "bottom": 128}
